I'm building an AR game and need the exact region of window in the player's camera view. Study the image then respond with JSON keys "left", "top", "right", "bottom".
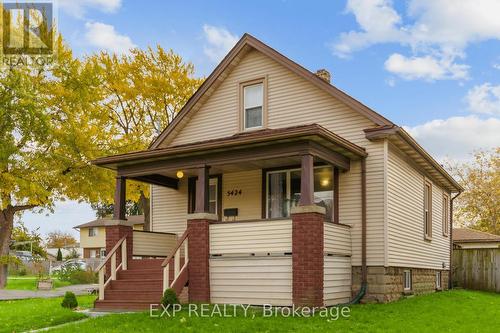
{"left": 403, "top": 270, "right": 412, "bottom": 291}
{"left": 266, "top": 166, "right": 334, "bottom": 220}
{"left": 436, "top": 271, "right": 442, "bottom": 289}
{"left": 208, "top": 178, "right": 218, "bottom": 215}
{"left": 442, "top": 194, "right": 449, "bottom": 236}
{"left": 88, "top": 227, "right": 97, "bottom": 237}
{"left": 242, "top": 82, "right": 264, "bottom": 130}
{"left": 100, "top": 249, "right": 106, "bottom": 258}
{"left": 424, "top": 181, "right": 432, "bottom": 240}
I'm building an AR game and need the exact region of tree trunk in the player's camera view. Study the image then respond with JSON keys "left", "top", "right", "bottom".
{"left": 139, "top": 191, "right": 151, "bottom": 231}
{"left": 0, "top": 208, "right": 14, "bottom": 289}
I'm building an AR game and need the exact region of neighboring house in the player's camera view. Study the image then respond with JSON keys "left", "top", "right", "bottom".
{"left": 74, "top": 215, "right": 144, "bottom": 259}
{"left": 92, "top": 34, "right": 462, "bottom": 310}
{"left": 453, "top": 228, "right": 500, "bottom": 249}
{"left": 46, "top": 244, "right": 82, "bottom": 260}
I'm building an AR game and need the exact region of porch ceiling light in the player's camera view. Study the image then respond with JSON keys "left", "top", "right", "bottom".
{"left": 321, "top": 178, "right": 330, "bottom": 187}
{"left": 176, "top": 170, "right": 184, "bottom": 179}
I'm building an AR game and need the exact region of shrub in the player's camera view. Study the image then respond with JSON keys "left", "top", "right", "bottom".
{"left": 61, "top": 291, "right": 78, "bottom": 309}
{"left": 68, "top": 269, "right": 97, "bottom": 284}
{"left": 161, "top": 288, "right": 179, "bottom": 307}
{"left": 17, "top": 267, "right": 27, "bottom": 276}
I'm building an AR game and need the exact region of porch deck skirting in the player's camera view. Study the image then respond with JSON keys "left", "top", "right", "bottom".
{"left": 207, "top": 218, "right": 352, "bottom": 306}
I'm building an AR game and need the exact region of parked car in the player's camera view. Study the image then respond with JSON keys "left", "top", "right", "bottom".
{"left": 51, "top": 259, "right": 87, "bottom": 274}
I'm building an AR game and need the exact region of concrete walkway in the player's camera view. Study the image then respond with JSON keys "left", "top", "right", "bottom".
{"left": 0, "top": 284, "right": 98, "bottom": 300}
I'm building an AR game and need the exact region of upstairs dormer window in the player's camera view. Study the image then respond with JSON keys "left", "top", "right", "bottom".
{"left": 242, "top": 80, "right": 265, "bottom": 130}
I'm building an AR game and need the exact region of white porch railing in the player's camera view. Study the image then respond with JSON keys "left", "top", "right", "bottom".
{"left": 161, "top": 229, "right": 189, "bottom": 293}
{"left": 96, "top": 236, "right": 127, "bottom": 300}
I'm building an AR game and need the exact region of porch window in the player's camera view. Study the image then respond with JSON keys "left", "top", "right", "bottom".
{"left": 424, "top": 180, "right": 432, "bottom": 240}
{"left": 243, "top": 83, "right": 263, "bottom": 130}
{"left": 266, "top": 166, "right": 334, "bottom": 220}
{"left": 208, "top": 178, "right": 218, "bottom": 215}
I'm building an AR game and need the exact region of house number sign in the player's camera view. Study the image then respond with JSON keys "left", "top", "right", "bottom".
{"left": 226, "top": 189, "right": 242, "bottom": 196}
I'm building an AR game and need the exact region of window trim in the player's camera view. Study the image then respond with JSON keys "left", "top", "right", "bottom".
{"left": 424, "top": 179, "right": 433, "bottom": 241}
{"left": 239, "top": 77, "right": 268, "bottom": 132}
{"left": 442, "top": 193, "right": 450, "bottom": 237}
{"left": 403, "top": 270, "right": 412, "bottom": 291}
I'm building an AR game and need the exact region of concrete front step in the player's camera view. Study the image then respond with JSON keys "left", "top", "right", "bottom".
{"left": 104, "top": 289, "right": 162, "bottom": 302}
{"left": 109, "top": 279, "right": 163, "bottom": 291}
{"left": 94, "top": 300, "right": 159, "bottom": 311}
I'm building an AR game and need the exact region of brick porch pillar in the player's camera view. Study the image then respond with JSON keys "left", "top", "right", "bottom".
{"left": 187, "top": 165, "right": 215, "bottom": 303}
{"left": 187, "top": 213, "right": 217, "bottom": 303}
{"left": 291, "top": 154, "right": 324, "bottom": 307}
{"left": 291, "top": 205, "right": 325, "bottom": 307}
{"left": 105, "top": 223, "right": 133, "bottom": 278}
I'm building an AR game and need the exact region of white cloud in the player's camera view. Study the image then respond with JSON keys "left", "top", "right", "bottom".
{"left": 333, "top": 0, "right": 500, "bottom": 80}
{"left": 84, "top": 22, "right": 136, "bottom": 55}
{"left": 384, "top": 53, "right": 469, "bottom": 81}
{"left": 492, "top": 63, "right": 500, "bottom": 70}
{"left": 465, "top": 83, "right": 500, "bottom": 116}
{"left": 60, "top": 0, "right": 122, "bottom": 18}
{"left": 404, "top": 115, "right": 500, "bottom": 161}
{"left": 202, "top": 25, "right": 239, "bottom": 63}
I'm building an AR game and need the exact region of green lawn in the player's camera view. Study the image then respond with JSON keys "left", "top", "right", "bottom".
{"left": 6, "top": 276, "right": 71, "bottom": 290}
{"left": 40, "top": 290, "right": 497, "bottom": 333}
{"left": 0, "top": 295, "right": 96, "bottom": 333}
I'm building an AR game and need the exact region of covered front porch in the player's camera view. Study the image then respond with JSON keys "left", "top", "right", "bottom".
{"left": 92, "top": 124, "right": 368, "bottom": 308}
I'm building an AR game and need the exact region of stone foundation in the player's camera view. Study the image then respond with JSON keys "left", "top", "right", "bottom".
{"left": 352, "top": 266, "right": 450, "bottom": 303}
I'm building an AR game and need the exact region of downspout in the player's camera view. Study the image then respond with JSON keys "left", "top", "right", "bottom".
{"left": 449, "top": 192, "right": 461, "bottom": 289}
{"left": 348, "top": 157, "right": 367, "bottom": 304}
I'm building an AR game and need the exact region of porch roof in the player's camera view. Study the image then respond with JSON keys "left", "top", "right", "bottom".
{"left": 93, "top": 124, "right": 366, "bottom": 184}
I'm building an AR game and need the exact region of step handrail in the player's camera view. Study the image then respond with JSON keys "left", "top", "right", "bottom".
{"left": 162, "top": 230, "right": 189, "bottom": 292}
{"left": 161, "top": 229, "right": 188, "bottom": 267}
{"left": 97, "top": 236, "right": 128, "bottom": 300}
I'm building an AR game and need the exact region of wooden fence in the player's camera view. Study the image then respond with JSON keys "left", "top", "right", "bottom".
{"left": 452, "top": 248, "right": 499, "bottom": 293}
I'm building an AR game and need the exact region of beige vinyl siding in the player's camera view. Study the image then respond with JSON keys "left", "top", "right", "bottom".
{"left": 324, "top": 256, "right": 352, "bottom": 305}
{"left": 387, "top": 147, "right": 450, "bottom": 269}
{"left": 80, "top": 226, "right": 106, "bottom": 249}
{"left": 222, "top": 170, "right": 262, "bottom": 221}
{"left": 209, "top": 220, "right": 292, "bottom": 255}
{"left": 150, "top": 180, "right": 188, "bottom": 235}
{"left": 324, "top": 223, "right": 352, "bottom": 256}
{"left": 210, "top": 257, "right": 292, "bottom": 305}
{"left": 132, "top": 231, "right": 177, "bottom": 257}
{"left": 164, "top": 49, "right": 385, "bottom": 266}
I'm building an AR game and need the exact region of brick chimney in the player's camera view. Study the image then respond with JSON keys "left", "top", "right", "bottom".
{"left": 315, "top": 69, "right": 331, "bottom": 83}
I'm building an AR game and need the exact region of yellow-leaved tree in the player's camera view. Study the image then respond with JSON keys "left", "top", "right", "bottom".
{"left": 0, "top": 39, "right": 202, "bottom": 288}
{"left": 447, "top": 148, "right": 499, "bottom": 235}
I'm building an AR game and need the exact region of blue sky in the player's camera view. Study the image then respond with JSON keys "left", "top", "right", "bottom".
{"left": 23, "top": 0, "right": 500, "bottom": 237}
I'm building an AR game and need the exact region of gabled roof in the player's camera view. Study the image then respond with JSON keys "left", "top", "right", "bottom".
{"left": 453, "top": 228, "right": 500, "bottom": 243}
{"left": 74, "top": 215, "right": 144, "bottom": 229}
{"left": 149, "top": 33, "right": 393, "bottom": 149}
